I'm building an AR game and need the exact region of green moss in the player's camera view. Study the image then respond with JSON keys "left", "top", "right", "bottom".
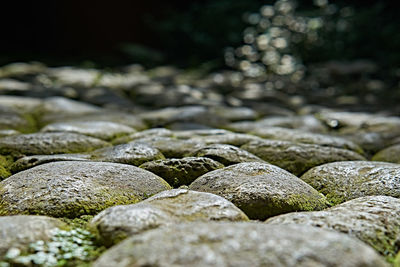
{"left": 393, "top": 251, "right": 400, "bottom": 267}
{"left": 17, "top": 113, "right": 39, "bottom": 134}
{"left": 0, "top": 227, "right": 106, "bottom": 267}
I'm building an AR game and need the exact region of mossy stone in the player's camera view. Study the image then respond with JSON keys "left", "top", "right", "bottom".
{"left": 140, "top": 157, "right": 224, "bottom": 187}
{"left": 93, "top": 223, "right": 387, "bottom": 267}
{"left": 241, "top": 139, "right": 366, "bottom": 176}
{"left": 0, "top": 161, "right": 171, "bottom": 218}
{"left": 189, "top": 162, "right": 329, "bottom": 220}
{"left": 266, "top": 196, "right": 400, "bottom": 260}
{"left": 0, "top": 132, "right": 110, "bottom": 157}
{"left": 300, "top": 161, "right": 400, "bottom": 205}
{"left": 90, "top": 189, "right": 248, "bottom": 246}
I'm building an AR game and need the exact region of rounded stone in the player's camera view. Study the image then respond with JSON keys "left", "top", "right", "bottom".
{"left": 140, "top": 157, "right": 224, "bottom": 187}
{"left": 250, "top": 126, "right": 363, "bottom": 154}
{"left": 0, "top": 161, "right": 171, "bottom": 217}
{"left": 266, "top": 196, "right": 400, "bottom": 259}
{"left": 300, "top": 161, "right": 400, "bottom": 205}
{"left": 91, "top": 143, "right": 165, "bottom": 166}
{"left": 0, "top": 215, "right": 67, "bottom": 256}
{"left": 93, "top": 223, "right": 387, "bottom": 267}
{"left": 189, "top": 162, "right": 329, "bottom": 220}
{"left": 189, "top": 144, "right": 265, "bottom": 166}
{"left": 241, "top": 139, "right": 366, "bottom": 176}
{"left": 0, "top": 132, "right": 110, "bottom": 157}
{"left": 131, "top": 137, "right": 204, "bottom": 158}
{"left": 10, "top": 153, "right": 91, "bottom": 173}
{"left": 90, "top": 189, "right": 248, "bottom": 246}
{"left": 372, "top": 144, "right": 400, "bottom": 163}
{"left": 41, "top": 121, "right": 136, "bottom": 141}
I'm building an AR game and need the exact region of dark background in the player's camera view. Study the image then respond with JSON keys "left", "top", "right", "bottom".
{"left": 1, "top": 0, "right": 399, "bottom": 69}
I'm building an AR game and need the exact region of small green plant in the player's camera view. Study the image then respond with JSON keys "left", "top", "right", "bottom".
{"left": 0, "top": 228, "right": 104, "bottom": 267}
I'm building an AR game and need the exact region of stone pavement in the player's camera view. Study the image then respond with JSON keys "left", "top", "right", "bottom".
{"left": 0, "top": 62, "right": 399, "bottom": 266}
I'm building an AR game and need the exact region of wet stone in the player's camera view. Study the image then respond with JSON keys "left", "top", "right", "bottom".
{"left": 266, "top": 196, "right": 400, "bottom": 259}
{"left": 41, "top": 121, "right": 136, "bottom": 141}
{"left": 93, "top": 222, "right": 387, "bottom": 267}
{"left": 372, "top": 144, "right": 400, "bottom": 163}
{"left": 91, "top": 143, "right": 165, "bottom": 166}
{"left": 241, "top": 139, "right": 366, "bottom": 176}
{"left": 10, "top": 153, "right": 91, "bottom": 173}
{"left": 89, "top": 189, "right": 248, "bottom": 246}
{"left": 0, "top": 215, "right": 67, "bottom": 257}
{"left": 140, "top": 157, "right": 224, "bottom": 187}
{"left": 189, "top": 162, "right": 329, "bottom": 220}
{"left": 300, "top": 161, "right": 400, "bottom": 205}
{"left": 250, "top": 126, "right": 363, "bottom": 154}
{"left": 189, "top": 144, "right": 265, "bottom": 166}
{"left": 0, "top": 161, "right": 171, "bottom": 217}
{"left": 0, "top": 132, "right": 110, "bottom": 157}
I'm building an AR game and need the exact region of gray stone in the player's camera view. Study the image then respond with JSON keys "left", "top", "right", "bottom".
{"left": 0, "top": 112, "right": 37, "bottom": 133}
{"left": 41, "top": 121, "right": 136, "bottom": 141}
{"left": 208, "top": 106, "right": 258, "bottom": 122}
{"left": 91, "top": 143, "right": 165, "bottom": 166}
{"left": 189, "top": 162, "right": 329, "bottom": 220}
{"left": 266, "top": 196, "right": 400, "bottom": 259}
{"left": 0, "top": 132, "right": 110, "bottom": 157}
{"left": 42, "top": 112, "right": 147, "bottom": 131}
{"left": 0, "top": 215, "right": 67, "bottom": 257}
{"left": 0, "top": 161, "right": 171, "bottom": 217}
{"left": 227, "top": 115, "right": 327, "bottom": 133}
{"left": 0, "top": 62, "right": 46, "bottom": 79}
{"left": 113, "top": 128, "right": 173, "bottom": 144}
{"left": 372, "top": 144, "right": 400, "bottom": 163}
{"left": 317, "top": 111, "right": 400, "bottom": 155}
{"left": 251, "top": 126, "right": 363, "bottom": 154}
{"left": 93, "top": 222, "right": 387, "bottom": 267}
{"left": 132, "top": 137, "right": 205, "bottom": 158}
{"left": 139, "top": 106, "right": 225, "bottom": 128}
{"left": 0, "top": 130, "right": 19, "bottom": 138}
{"left": 10, "top": 153, "right": 91, "bottom": 173}
{"left": 174, "top": 129, "right": 263, "bottom": 147}
{"left": 0, "top": 96, "right": 42, "bottom": 114}
{"left": 300, "top": 161, "right": 400, "bottom": 205}
{"left": 189, "top": 144, "right": 265, "bottom": 166}
{"left": 140, "top": 157, "right": 224, "bottom": 187}
{"left": 90, "top": 189, "right": 248, "bottom": 246}
{"left": 241, "top": 139, "right": 366, "bottom": 176}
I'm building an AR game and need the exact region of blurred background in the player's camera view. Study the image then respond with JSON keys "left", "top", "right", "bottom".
{"left": 1, "top": 0, "right": 399, "bottom": 70}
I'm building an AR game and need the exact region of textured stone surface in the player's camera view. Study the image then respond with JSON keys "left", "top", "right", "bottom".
{"left": 227, "top": 115, "right": 326, "bottom": 133}
{"left": 90, "top": 189, "right": 248, "bottom": 246}
{"left": 132, "top": 137, "right": 204, "bottom": 158}
{"left": 0, "top": 161, "right": 171, "bottom": 217}
{"left": 372, "top": 144, "right": 400, "bottom": 163}
{"left": 300, "top": 161, "right": 400, "bottom": 205}
{"left": 250, "top": 126, "right": 363, "bottom": 154}
{"left": 0, "top": 215, "right": 67, "bottom": 256}
{"left": 140, "top": 157, "right": 224, "bottom": 187}
{"left": 189, "top": 144, "right": 265, "bottom": 166}
{"left": 91, "top": 143, "right": 165, "bottom": 166}
{"left": 189, "top": 162, "right": 329, "bottom": 220}
{"left": 266, "top": 196, "right": 400, "bottom": 259}
{"left": 93, "top": 222, "right": 387, "bottom": 267}
{"left": 0, "top": 132, "right": 110, "bottom": 157}
{"left": 10, "top": 153, "right": 91, "bottom": 173}
{"left": 41, "top": 121, "right": 135, "bottom": 141}
{"left": 241, "top": 139, "right": 366, "bottom": 176}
